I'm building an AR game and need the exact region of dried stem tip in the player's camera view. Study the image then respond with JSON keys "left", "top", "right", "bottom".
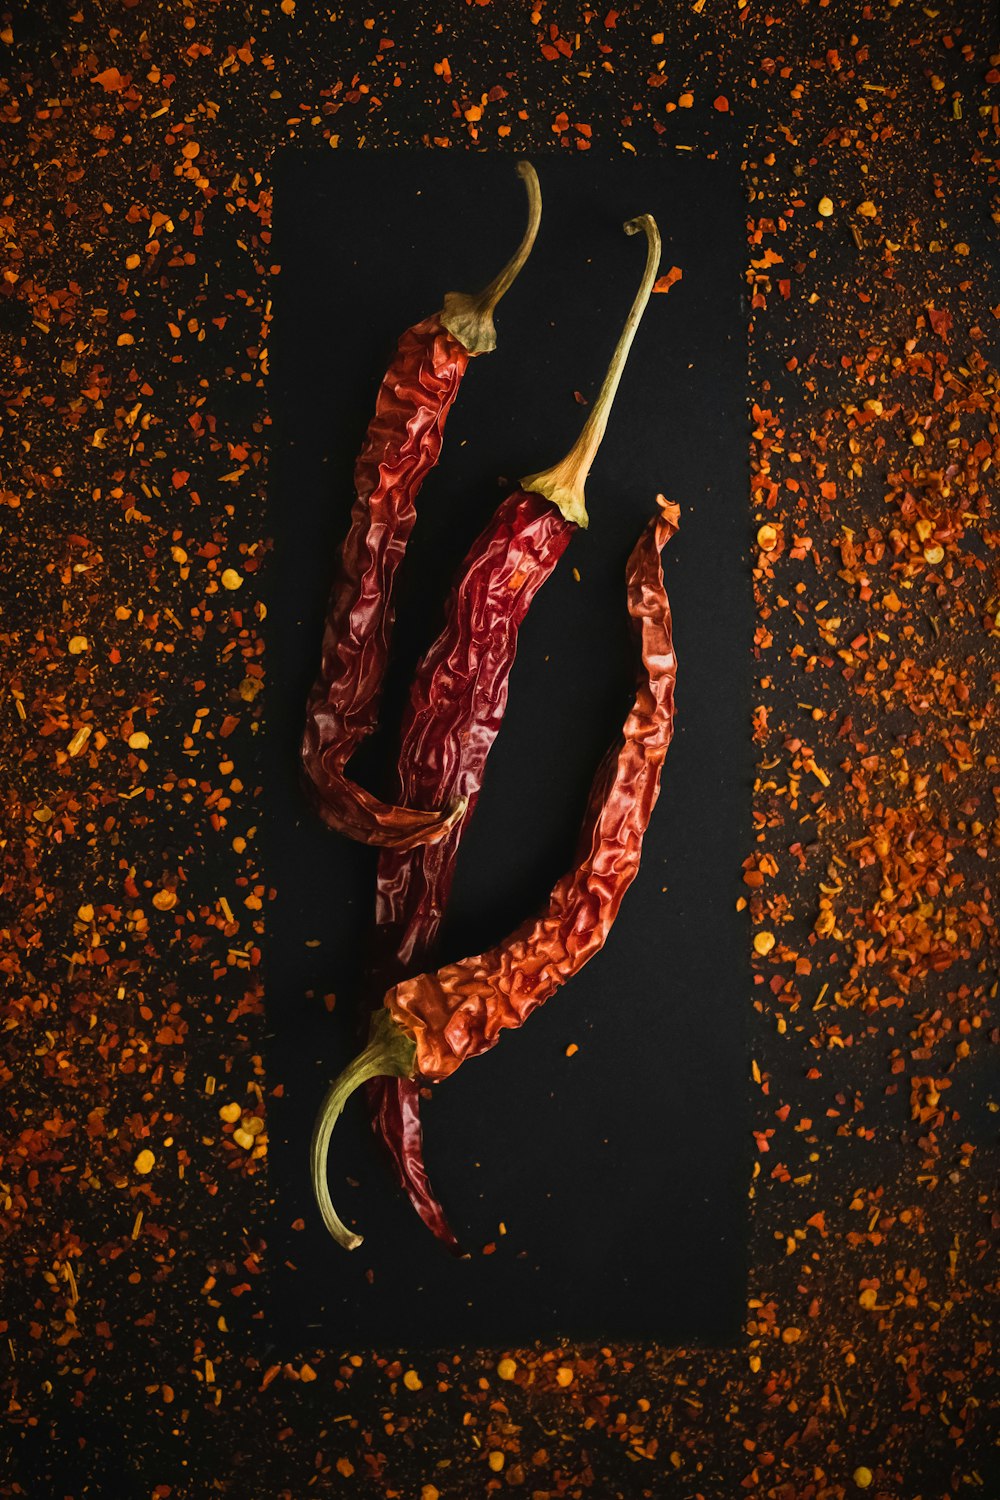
{"left": 310, "top": 1009, "right": 416, "bottom": 1250}
{"left": 522, "top": 213, "right": 662, "bottom": 529}
{"left": 440, "top": 161, "right": 542, "bottom": 355}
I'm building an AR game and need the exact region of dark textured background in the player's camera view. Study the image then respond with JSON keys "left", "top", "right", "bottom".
{"left": 1, "top": 4, "right": 996, "bottom": 1499}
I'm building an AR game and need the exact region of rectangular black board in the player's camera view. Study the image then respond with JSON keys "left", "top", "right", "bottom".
{"left": 264, "top": 148, "right": 750, "bottom": 1347}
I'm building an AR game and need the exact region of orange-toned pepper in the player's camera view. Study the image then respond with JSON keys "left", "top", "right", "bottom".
{"left": 316, "top": 492, "right": 680, "bottom": 1250}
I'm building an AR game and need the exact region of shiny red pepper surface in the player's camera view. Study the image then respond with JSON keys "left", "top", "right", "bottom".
{"left": 301, "top": 315, "right": 471, "bottom": 851}
{"left": 367, "top": 489, "right": 575, "bottom": 1246}
{"left": 384, "top": 498, "right": 679, "bottom": 1081}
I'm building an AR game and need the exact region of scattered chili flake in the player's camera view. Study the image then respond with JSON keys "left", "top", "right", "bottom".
{"left": 653, "top": 265, "right": 683, "bottom": 293}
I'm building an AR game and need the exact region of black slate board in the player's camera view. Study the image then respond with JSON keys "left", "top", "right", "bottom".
{"left": 264, "top": 148, "right": 749, "bottom": 1346}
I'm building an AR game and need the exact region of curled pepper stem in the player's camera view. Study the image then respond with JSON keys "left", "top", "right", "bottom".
{"left": 440, "top": 161, "right": 542, "bottom": 356}
{"left": 522, "top": 213, "right": 661, "bottom": 530}
{"left": 311, "top": 1009, "right": 417, "bottom": 1250}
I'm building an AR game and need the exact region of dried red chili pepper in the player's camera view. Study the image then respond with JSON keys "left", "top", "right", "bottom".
{"left": 366, "top": 491, "right": 574, "bottom": 1250}
{"left": 367, "top": 215, "right": 664, "bottom": 1248}
{"left": 301, "top": 161, "right": 542, "bottom": 851}
{"left": 314, "top": 488, "right": 680, "bottom": 1250}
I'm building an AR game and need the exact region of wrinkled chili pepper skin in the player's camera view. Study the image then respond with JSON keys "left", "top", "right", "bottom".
{"left": 377, "top": 489, "right": 575, "bottom": 962}
{"left": 301, "top": 316, "right": 471, "bottom": 851}
{"left": 366, "top": 489, "right": 575, "bottom": 1246}
{"left": 383, "top": 499, "right": 679, "bottom": 1082}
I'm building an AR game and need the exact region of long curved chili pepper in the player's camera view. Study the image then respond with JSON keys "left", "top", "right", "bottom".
{"left": 314, "top": 493, "right": 680, "bottom": 1250}
{"left": 367, "top": 491, "right": 574, "bottom": 1251}
{"left": 365, "top": 214, "right": 663, "bottom": 1248}
{"left": 301, "top": 161, "right": 542, "bottom": 852}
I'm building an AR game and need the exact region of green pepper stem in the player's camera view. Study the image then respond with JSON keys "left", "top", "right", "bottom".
{"left": 440, "top": 161, "right": 542, "bottom": 355}
{"left": 310, "top": 1009, "right": 416, "bottom": 1250}
{"left": 521, "top": 213, "right": 661, "bottom": 530}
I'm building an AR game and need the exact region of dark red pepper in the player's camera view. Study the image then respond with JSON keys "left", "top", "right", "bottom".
{"left": 301, "top": 162, "right": 542, "bottom": 851}
{"left": 365, "top": 214, "right": 664, "bottom": 1247}
{"left": 368, "top": 491, "right": 574, "bottom": 1249}
{"left": 313, "top": 493, "right": 680, "bottom": 1249}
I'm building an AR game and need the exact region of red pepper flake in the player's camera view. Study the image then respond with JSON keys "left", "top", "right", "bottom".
{"left": 91, "top": 66, "right": 130, "bottom": 92}
{"left": 653, "top": 266, "right": 683, "bottom": 294}
{"left": 926, "top": 305, "right": 952, "bottom": 339}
